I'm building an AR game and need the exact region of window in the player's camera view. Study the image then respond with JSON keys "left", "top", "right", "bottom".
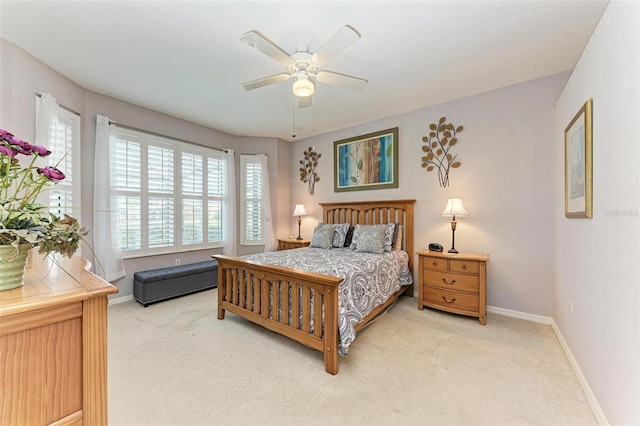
{"left": 112, "top": 127, "right": 226, "bottom": 257}
{"left": 35, "top": 104, "right": 81, "bottom": 218}
{"left": 240, "top": 154, "right": 263, "bottom": 245}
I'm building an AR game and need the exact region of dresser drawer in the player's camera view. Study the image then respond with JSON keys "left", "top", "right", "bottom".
{"left": 423, "top": 287, "right": 479, "bottom": 313}
{"left": 450, "top": 259, "right": 479, "bottom": 274}
{"left": 423, "top": 270, "right": 479, "bottom": 293}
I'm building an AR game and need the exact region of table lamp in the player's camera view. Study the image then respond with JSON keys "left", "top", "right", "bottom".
{"left": 442, "top": 198, "right": 467, "bottom": 254}
{"left": 292, "top": 204, "right": 308, "bottom": 240}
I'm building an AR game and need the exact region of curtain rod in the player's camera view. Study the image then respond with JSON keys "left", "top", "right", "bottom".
{"left": 107, "top": 120, "right": 227, "bottom": 153}
{"left": 35, "top": 92, "right": 80, "bottom": 116}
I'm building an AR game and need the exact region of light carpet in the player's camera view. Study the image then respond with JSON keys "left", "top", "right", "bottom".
{"left": 108, "top": 290, "right": 597, "bottom": 426}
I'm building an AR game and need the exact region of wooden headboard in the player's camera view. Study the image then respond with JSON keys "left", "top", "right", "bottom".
{"left": 319, "top": 199, "right": 416, "bottom": 272}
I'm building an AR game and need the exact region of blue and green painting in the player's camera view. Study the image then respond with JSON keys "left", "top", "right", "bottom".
{"left": 337, "top": 134, "right": 394, "bottom": 188}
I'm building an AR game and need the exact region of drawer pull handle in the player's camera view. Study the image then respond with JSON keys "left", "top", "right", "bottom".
{"left": 432, "top": 261, "right": 438, "bottom": 266}
{"left": 442, "top": 296, "right": 456, "bottom": 303}
{"left": 462, "top": 265, "right": 467, "bottom": 269}
{"left": 442, "top": 278, "right": 457, "bottom": 285}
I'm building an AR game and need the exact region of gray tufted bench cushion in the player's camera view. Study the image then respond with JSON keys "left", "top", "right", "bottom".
{"left": 133, "top": 260, "right": 218, "bottom": 307}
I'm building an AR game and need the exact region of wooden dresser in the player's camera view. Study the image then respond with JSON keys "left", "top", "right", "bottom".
{"left": 0, "top": 250, "right": 118, "bottom": 425}
{"left": 418, "top": 250, "right": 489, "bottom": 325}
{"left": 277, "top": 238, "right": 310, "bottom": 251}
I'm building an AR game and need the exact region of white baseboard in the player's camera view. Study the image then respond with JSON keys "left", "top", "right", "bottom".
{"left": 487, "top": 305, "right": 552, "bottom": 324}
{"left": 487, "top": 305, "right": 608, "bottom": 425}
{"left": 108, "top": 294, "right": 134, "bottom": 305}
{"left": 551, "top": 319, "right": 609, "bottom": 426}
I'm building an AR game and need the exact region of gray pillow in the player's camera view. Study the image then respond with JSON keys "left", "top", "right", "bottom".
{"left": 355, "top": 226, "right": 386, "bottom": 254}
{"left": 317, "top": 222, "right": 350, "bottom": 248}
{"left": 349, "top": 223, "right": 395, "bottom": 252}
{"left": 310, "top": 225, "right": 336, "bottom": 249}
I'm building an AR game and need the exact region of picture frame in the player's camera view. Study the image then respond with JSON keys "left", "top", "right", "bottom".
{"left": 564, "top": 98, "right": 593, "bottom": 218}
{"left": 334, "top": 127, "right": 398, "bottom": 192}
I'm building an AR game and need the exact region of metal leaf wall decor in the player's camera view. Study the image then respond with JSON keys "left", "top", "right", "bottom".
{"left": 299, "top": 146, "right": 321, "bottom": 196}
{"left": 421, "top": 116, "right": 463, "bottom": 187}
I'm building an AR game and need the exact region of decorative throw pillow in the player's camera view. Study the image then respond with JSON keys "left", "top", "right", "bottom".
{"left": 393, "top": 224, "right": 404, "bottom": 251}
{"left": 349, "top": 223, "right": 395, "bottom": 252}
{"left": 344, "top": 226, "right": 355, "bottom": 247}
{"left": 310, "top": 225, "right": 336, "bottom": 249}
{"left": 317, "top": 222, "right": 350, "bottom": 248}
{"left": 355, "top": 226, "right": 386, "bottom": 254}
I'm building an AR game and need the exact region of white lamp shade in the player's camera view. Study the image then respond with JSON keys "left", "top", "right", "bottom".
{"left": 292, "top": 78, "right": 314, "bottom": 97}
{"left": 442, "top": 198, "right": 468, "bottom": 217}
{"left": 292, "top": 204, "right": 308, "bottom": 217}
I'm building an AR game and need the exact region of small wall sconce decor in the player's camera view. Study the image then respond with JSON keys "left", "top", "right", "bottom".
{"left": 442, "top": 198, "right": 467, "bottom": 254}
{"left": 421, "top": 116, "right": 463, "bottom": 187}
{"left": 299, "top": 146, "right": 321, "bottom": 196}
{"left": 292, "top": 204, "right": 308, "bottom": 240}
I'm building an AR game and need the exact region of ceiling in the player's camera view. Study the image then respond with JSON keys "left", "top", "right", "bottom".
{"left": 0, "top": 1, "right": 608, "bottom": 141}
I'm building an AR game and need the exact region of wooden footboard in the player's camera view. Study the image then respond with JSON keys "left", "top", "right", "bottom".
{"left": 213, "top": 254, "right": 344, "bottom": 374}
{"left": 214, "top": 199, "right": 416, "bottom": 374}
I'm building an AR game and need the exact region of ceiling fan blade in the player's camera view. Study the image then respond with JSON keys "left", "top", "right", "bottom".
{"left": 312, "top": 25, "right": 361, "bottom": 66}
{"left": 241, "top": 31, "right": 292, "bottom": 66}
{"left": 241, "top": 73, "right": 292, "bottom": 91}
{"left": 316, "top": 71, "right": 367, "bottom": 91}
{"left": 298, "top": 96, "right": 312, "bottom": 109}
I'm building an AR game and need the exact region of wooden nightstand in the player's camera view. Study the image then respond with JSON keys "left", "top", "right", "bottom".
{"left": 418, "top": 250, "right": 489, "bottom": 325}
{"left": 277, "top": 238, "right": 310, "bottom": 251}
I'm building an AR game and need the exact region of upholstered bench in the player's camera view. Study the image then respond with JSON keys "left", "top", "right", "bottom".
{"left": 133, "top": 260, "right": 218, "bottom": 307}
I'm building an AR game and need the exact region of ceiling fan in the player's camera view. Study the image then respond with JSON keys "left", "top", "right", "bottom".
{"left": 240, "top": 25, "right": 368, "bottom": 108}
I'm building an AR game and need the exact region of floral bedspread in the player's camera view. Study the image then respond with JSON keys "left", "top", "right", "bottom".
{"left": 242, "top": 247, "right": 412, "bottom": 355}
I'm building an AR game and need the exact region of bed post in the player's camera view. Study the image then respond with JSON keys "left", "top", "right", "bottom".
{"left": 217, "top": 261, "right": 225, "bottom": 320}
{"left": 324, "top": 285, "right": 339, "bottom": 375}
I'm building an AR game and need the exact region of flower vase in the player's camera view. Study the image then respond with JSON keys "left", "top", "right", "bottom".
{"left": 0, "top": 244, "right": 31, "bottom": 291}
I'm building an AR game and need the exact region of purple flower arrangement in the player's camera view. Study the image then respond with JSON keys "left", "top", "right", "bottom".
{"left": 0, "top": 129, "right": 87, "bottom": 260}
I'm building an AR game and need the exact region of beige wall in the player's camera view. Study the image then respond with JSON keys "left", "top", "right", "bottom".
{"left": 290, "top": 73, "right": 569, "bottom": 317}
{"left": 553, "top": 1, "right": 640, "bottom": 424}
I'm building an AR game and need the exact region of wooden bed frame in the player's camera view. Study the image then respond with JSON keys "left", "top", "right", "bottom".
{"left": 213, "top": 199, "right": 415, "bottom": 374}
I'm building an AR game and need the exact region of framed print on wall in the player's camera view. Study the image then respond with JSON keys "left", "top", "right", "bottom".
{"left": 334, "top": 127, "right": 398, "bottom": 192}
{"left": 564, "top": 98, "right": 593, "bottom": 218}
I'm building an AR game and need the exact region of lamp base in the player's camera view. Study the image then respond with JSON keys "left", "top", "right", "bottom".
{"left": 296, "top": 236, "right": 303, "bottom": 240}
{"left": 447, "top": 248, "right": 459, "bottom": 254}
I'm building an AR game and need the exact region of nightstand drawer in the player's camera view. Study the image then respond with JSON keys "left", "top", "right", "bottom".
{"left": 277, "top": 239, "right": 310, "bottom": 251}
{"left": 423, "top": 287, "right": 479, "bottom": 313}
{"left": 450, "top": 259, "right": 479, "bottom": 274}
{"left": 423, "top": 270, "right": 479, "bottom": 293}
{"left": 423, "top": 257, "right": 448, "bottom": 272}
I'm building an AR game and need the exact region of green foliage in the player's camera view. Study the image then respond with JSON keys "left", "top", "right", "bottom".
{"left": 0, "top": 129, "right": 88, "bottom": 261}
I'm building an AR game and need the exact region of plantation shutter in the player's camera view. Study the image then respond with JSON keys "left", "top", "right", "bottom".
{"left": 148, "top": 144, "right": 175, "bottom": 248}
{"left": 241, "top": 155, "right": 263, "bottom": 245}
{"left": 113, "top": 135, "right": 142, "bottom": 250}
{"left": 207, "top": 156, "right": 225, "bottom": 243}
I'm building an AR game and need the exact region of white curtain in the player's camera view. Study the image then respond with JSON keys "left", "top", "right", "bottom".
{"left": 34, "top": 93, "right": 59, "bottom": 181}
{"left": 93, "top": 115, "right": 126, "bottom": 281}
{"left": 222, "top": 149, "right": 237, "bottom": 256}
{"left": 258, "top": 154, "right": 275, "bottom": 252}
{"left": 35, "top": 93, "right": 58, "bottom": 150}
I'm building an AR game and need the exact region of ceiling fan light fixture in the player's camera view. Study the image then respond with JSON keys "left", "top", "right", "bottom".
{"left": 292, "top": 78, "right": 315, "bottom": 97}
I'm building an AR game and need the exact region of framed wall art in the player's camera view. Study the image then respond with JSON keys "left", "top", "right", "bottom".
{"left": 564, "top": 98, "right": 593, "bottom": 218}
{"left": 334, "top": 127, "right": 398, "bottom": 192}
